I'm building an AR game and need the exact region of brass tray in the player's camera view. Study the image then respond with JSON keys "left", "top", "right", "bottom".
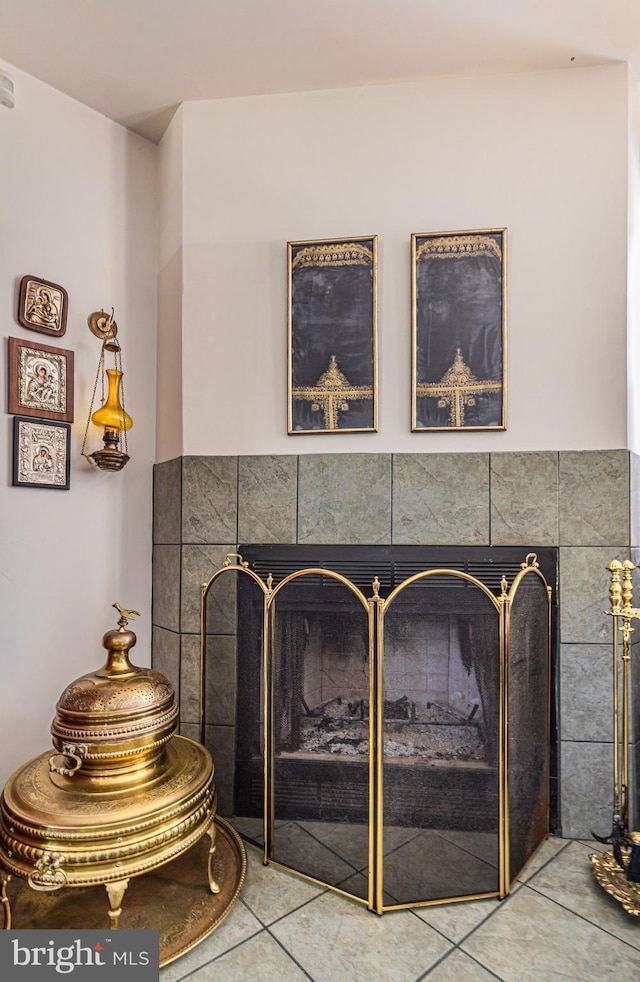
{"left": 4, "top": 816, "right": 247, "bottom": 967}
{"left": 590, "top": 848, "right": 640, "bottom": 917}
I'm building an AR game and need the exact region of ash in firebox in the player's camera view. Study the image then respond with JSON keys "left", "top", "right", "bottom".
{"left": 297, "top": 696, "right": 485, "bottom": 762}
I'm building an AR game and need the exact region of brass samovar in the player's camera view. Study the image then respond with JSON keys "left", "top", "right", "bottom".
{"left": 0, "top": 605, "right": 245, "bottom": 956}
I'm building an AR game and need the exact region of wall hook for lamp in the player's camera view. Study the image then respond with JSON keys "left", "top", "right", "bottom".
{"left": 87, "top": 308, "right": 118, "bottom": 342}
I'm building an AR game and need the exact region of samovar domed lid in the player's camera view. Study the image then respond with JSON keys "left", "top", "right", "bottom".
{"left": 54, "top": 604, "right": 175, "bottom": 720}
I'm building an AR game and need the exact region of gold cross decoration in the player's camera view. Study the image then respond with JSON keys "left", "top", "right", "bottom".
{"left": 416, "top": 347, "right": 502, "bottom": 428}
{"left": 292, "top": 355, "right": 373, "bottom": 430}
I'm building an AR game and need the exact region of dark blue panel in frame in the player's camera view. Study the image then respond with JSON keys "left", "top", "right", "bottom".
{"left": 288, "top": 236, "right": 378, "bottom": 434}
{"left": 412, "top": 229, "right": 507, "bottom": 431}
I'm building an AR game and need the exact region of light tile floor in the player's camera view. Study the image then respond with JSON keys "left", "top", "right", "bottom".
{"left": 160, "top": 821, "right": 640, "bottom": 982}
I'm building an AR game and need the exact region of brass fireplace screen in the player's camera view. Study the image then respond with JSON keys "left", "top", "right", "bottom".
{"left": 201, "top": 552, "right": 552, "bottom": 914}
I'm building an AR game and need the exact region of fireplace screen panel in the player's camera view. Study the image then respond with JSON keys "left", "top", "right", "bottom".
{"left": 381, "top": 575, "right": 500, "bottom": 905}
{"left": 235, "top": 571, "right": 266, "bottom": 816}
{"left": 202, "top": 549, "right": 554, "bottom": 913}
{"left": 270, "top": 573, "right": 370, "bottom": 899}
{"left": 507, "top": 569, "right": 551, "bottom": 881}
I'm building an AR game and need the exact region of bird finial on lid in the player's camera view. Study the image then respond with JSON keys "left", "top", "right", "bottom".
{"left": 112, "top": 603, "right": 140, "bottom": 631}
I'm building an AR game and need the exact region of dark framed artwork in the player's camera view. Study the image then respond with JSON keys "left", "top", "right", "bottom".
{"left": 288, "top": 236, "right": 378, "bottom": 433}
{"left": 8, "top": 336, "right": 74, "bottom": 422}
{"left": 17, "top": 275, "right": 68, "bottom": 337}
{"left": 12, "top": 416, "right": 71, "bottom": 489}
{"left": 412, "top": 229, "right": 507, "bottom": 431}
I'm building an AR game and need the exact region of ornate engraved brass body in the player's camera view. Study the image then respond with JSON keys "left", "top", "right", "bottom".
{"left": 0, "top": 605, "right": 242, "bottom": 943}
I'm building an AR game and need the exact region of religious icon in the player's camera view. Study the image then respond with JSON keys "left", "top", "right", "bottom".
{"left": 412, "top": 229, "right": 507, "bottom": 431}
{"left": 17, "top": 275, "right": 68, "bottom": 337}
{"left": 12, "top": 416, "right": 71, "bottom": 489}
{"left": 288, "top": 236, "right": 378, "bottom": 434}
{"left": 7, "top": 337, "right": 74, "bottom": 422}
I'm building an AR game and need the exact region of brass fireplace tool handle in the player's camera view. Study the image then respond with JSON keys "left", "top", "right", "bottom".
{"left": 606, "top": 559, "right": 640, "bottom": 833}
{"left": 589, "top": 560, "right": 640, "bottom": 915}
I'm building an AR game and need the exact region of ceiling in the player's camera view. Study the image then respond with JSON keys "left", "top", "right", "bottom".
{"left": 1, "top": 0, "right": 640, "bottom": 143}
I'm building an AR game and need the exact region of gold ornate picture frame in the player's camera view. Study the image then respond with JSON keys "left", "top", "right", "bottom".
{"left": 288, "top": 236, "right": 378, "bottom": 434}
{"left": 412, "top": 229, "right": 507, "bottom": 431}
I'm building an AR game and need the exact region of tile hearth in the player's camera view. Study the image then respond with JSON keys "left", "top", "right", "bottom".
{"left": 153, "top": 449, "right": 640, "bottom": 839}
{"left": 160, "top": 827, "right": 640, "bottom": 981}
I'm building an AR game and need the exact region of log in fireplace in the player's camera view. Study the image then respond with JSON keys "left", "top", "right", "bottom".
{"left": 202, "top": 545, "right": 557, "bottom": 912}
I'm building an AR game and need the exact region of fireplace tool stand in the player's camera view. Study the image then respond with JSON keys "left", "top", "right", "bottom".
{"left": 590, "top": 560, "right": 640, "bottom": 915}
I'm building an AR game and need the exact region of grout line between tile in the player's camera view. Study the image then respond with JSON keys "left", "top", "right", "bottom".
{"left": 524, "top": 879, "right": 640, "bottom": 952}
{"left": 417, "top": 942, "right": 508, "bottom": 981}
{"left": 241, "top": 844, "right": 333, "bottom": 929}
{"left": 260, "top": 883, "right": 332, "bottom": 930}
{"left": 411, "top": 884, "right": 521, "bottom": 952}
{"left": 164, "top": 908, "right": 264, "bottom": 981}
{"left": 164, "top": 839, "right": 640, "bottom": 981}
{"left": 430, "top": 828, "right": 499, "bottom": 869}
{"left": 264, "top": 925, "right": 316, "bottom": 981}
{"left": 295, "top": 823, "right": 364, "bottom": 876}
{"left": 513, "top": 836, "right": 573, "bottom": 880}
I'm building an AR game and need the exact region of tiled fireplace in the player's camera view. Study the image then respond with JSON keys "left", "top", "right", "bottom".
{"left": 152, "top": 450, "right": 640, "bottom": 840}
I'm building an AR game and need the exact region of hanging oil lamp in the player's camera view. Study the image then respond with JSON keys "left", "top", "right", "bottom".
{"left": 82, "top": 309, "right": 132, "bottom": 471}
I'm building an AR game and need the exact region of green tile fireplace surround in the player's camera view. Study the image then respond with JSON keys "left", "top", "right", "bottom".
{"left": 152, "top": 450, "right": 640, "bottom": 840}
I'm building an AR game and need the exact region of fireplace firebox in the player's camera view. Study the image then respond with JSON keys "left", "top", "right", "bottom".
{"left": 201, "top": 545, "right": 556, "bottom": 913}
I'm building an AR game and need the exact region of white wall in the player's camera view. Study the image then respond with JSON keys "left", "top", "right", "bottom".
{"left": 157, "top": 108, "right": 183, "bottom": 463}
{"left": 0, "top": 65, "right": 158, "bottom": 783}
{"left": 174, "top": 65, "right": 628, "bottom": 457}
{"left": 628, "top": 73, "right": 640, "bottom": 456}
{"left": 0, "top": 60, "right": 631, "bottom": 783}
